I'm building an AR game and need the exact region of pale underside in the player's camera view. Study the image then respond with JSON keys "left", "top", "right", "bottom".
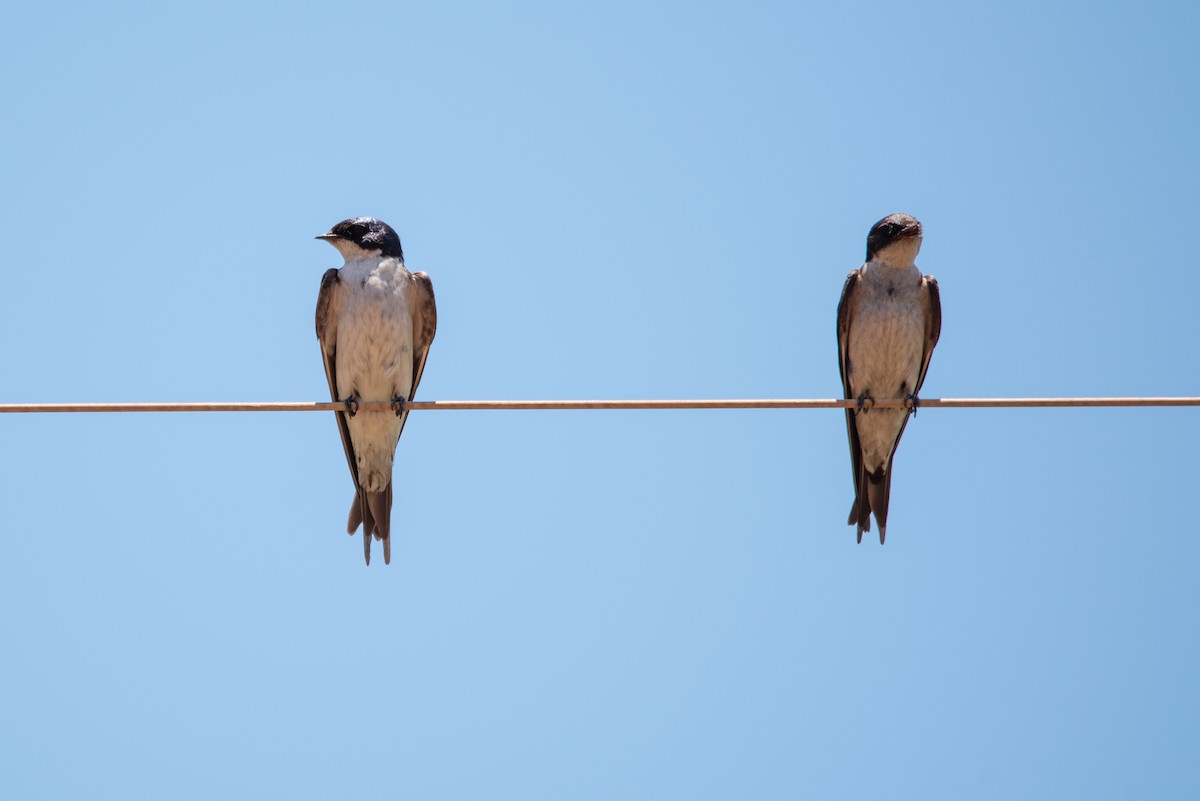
{"left": 846, "top": 260, "right": 927, "bottom": 472}
{"left": 334, "top": 258, "right": 415, "bottom": 493}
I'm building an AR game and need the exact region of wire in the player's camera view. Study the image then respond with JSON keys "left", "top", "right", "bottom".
{"left": 0, "top": 398, "right": 1198, "bottom": 414}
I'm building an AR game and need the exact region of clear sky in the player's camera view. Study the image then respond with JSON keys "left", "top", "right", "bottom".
{"left": 2, "top": 1, "right": 1198, "bottom": 798}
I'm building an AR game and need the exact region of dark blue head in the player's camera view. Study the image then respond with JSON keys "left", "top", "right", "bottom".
{"left": 865, "top": 213, "right": 922, "bottom": 262}
{"left": 316, "top": 217, "right": 404, "bottom": 261}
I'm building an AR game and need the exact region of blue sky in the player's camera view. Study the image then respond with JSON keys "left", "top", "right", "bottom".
{"left": 2, "top": 1, "right": 1198, "bottom": 798}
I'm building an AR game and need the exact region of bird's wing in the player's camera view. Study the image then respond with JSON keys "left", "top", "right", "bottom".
{"left": 837, "top": 269, "right": 865, "bottom": 503}
{"left": 315, "top": 267, "right": 360, "bottom": 488}
{"left": 915, "top": 275, "right": 941, "bottom": 394}
{"left": 409, "top": 272, "right": 437, "bottom": 397}
{"left": 395, "top": 270, "right": 437, "bottom": 441}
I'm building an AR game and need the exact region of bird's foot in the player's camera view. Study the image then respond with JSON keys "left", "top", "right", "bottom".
{"left": 904, "top": 393, "right": 920, "bottom": 417}
{"left": 343, "top": 395, "right": 361, "bottom": 418}
{"left": 856, "top": 394, "right": 875, "bottom": 414}
{"left": 391, "top": 394, "right": 407, "bottom": 418}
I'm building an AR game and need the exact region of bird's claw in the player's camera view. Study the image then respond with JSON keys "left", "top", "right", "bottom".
{"left": 391, "top": 395, "right": 407, "bottom": 417}
{"left": 856, "top": 395, "right": 875, "bottom": 414}
{"left": 904, "top": 393, "right": 920, "bottom": 416}
{"left": 343, "top": 396, "right": 360, "bottom": 417}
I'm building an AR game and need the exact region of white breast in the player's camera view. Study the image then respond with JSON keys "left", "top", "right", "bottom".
{"left": 847, "top": 261, "right": 926, "bottom": 471}
{"left": 335, "top": 256, "right": 416, "bottom": 493}
{"left": 848, "top": 261, "right": 925, "bottom": 397}
{"left": 335, "top": 257, "right": 415, "bottom": 401}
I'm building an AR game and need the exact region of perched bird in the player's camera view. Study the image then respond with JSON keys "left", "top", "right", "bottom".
{"left": 836, "top": 213, "right": 941, "bottom": 543}
{"left": 315, "top": 217, "right": 437, "bottom": 564}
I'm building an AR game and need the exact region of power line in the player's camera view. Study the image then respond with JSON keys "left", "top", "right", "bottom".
{"left": 0, "top": 397, "right": 1198, "bottom": 414}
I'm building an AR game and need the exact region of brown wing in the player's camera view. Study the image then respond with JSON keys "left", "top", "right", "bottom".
{"left": 315, "top": 267, "right": 360, "bottom": 489}
{"left": 395, "top": 270, "right": 437, "bottom": 441}
{"left": 915, "top": 275, "right": 941, "bottom": 394}
{"left": 409, "top": 271, "right": 437, "bottom": 397}
{"left": 836, "top": 269, "right": 866, "bottom": 520}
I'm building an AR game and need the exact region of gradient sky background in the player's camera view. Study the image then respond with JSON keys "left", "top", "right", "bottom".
{"left": 2, "top": 1, "right": 1198, "bottom": 798}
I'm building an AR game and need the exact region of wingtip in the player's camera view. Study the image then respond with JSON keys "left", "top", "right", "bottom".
{"left": 347, "top": 492, "right": 363, "bottom": 535}
{"left": 383, "top": 536, "right": 391, "bottom": 565}
{"left": 849, "top": 501, "right": 871, "bottom": 545}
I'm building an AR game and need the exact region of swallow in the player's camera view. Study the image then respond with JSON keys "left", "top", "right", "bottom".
{"left": 836, "top": 213, "right": 941, "bottom": 543}
{"left": 315, "top": 217, "right": 437, "bottom": 564}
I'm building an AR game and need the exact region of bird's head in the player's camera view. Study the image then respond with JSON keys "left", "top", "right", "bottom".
{"left": 866, "top": 213, "right": 923, "bottom": 264}
{"left": 316, "top": 217, "right": 404, "bottom": 262}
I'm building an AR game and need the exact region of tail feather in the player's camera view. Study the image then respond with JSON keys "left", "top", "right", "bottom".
{"left": 867, "top": 467, "right": 890, "bottom": 545}
{"left": 848, "top": 462, "right": 872, "bottom": 543}
{"left": 367, "top": 490, "right": 389, "bottom": 540}
{"left": 348, "top": 489, "right": 378, "bottom": 535}
{"left": 848, "top": 493, "right": 870, "bottom": 544}
{"left": 348, "top": 490, "right": 377, "bottom": 565}
{"left": 344, "top": 484, "right": 395, "bottom": 566}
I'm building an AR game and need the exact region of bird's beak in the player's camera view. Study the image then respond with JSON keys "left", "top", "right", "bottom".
{"left": 315, "top": 233, "right": 341, "bottom": 241}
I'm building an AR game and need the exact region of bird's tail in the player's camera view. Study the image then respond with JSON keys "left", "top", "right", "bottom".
{"left": 346, "top": 483, "right": 394, "bottom": 565}
{"left": 847, "top": 490, "right": 871, "bottom": 544}
{"left": 866, "top": 467, "right": 890, "bottom": 545}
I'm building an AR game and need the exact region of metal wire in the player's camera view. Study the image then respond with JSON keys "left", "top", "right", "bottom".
{"left": 0, "top": 397, "right": 1198, "bottom": 414}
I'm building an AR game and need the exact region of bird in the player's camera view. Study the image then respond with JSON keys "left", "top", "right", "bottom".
{"left": 314, "top": 217, "right": 437, "bottom": 565}
{"left": 836, "top": 213, "right": 941, "bottom": 544}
